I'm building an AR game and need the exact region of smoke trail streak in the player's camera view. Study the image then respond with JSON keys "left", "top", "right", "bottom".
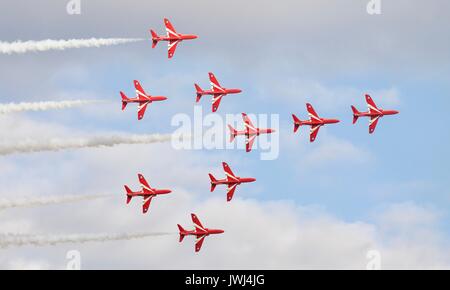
{"left": 0, "top": 38, "right": 144, "bottom": 55}
{"left": 0, "top": 194, "right": 111, "bottom": 210}
{"left": 0, "top": 100, "right": 105, "bottom": 114}
{"left": 0, "top": 134, "right": 173, "bottom": 156}
{"left": 0, "top": 232, "right": 172, "bottom": 249}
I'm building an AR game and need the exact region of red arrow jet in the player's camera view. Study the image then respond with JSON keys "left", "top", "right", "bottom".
{"left": 209, "top": 162, "right": 256, "bottom": 202}
{"left": 124, "top": 174, "right": 172, "bottom": 214}
{"left": 120, "top": 80, "right": 167, "bottom": 120}
{"left": 177, "top": 214, "right": 224, "bottom": 252}
{"left": 228, "top": 113, "right": 276, "bottom": 152}
{"left": 351, "top": 94, "right": 399, "bottom": 134}
{"left": 150, "top": 18, "right": 198, "bottom": 59}
{"left": 292, "top": 103, "right": 340, "bottom": 142}
{"left": 195, "top": 72, "right": 242, "bottom": 112}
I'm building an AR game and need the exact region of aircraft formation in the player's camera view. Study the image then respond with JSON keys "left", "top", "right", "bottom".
{"left": 115, "top": 18, "right": 401, "bottom": 252}
{"left": 1, "top": 17, "right": 399, "bottom": 254}
{"left": 115, "top": 18, "right": 400, "bottom": 252}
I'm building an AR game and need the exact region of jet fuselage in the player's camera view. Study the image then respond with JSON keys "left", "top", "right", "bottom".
{"left": 126, "top": 189, "right": 172, "bottom": 198}
{"left": 199, "top": 88, "right": 242, "bottom": 96}
{"left": 211, "top": 177, "right": 256, "bottom": 186}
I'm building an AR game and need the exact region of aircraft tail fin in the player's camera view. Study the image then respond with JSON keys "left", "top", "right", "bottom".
{"left": 177, "top": 224, "right": 186, "bottom": 242}
{"left": 120, "top": 92, "right": 129, "bottom": 111}
{"left": 194, "top": 84, "right": 204, "bottom": 102}
{"left": 292, "top": 114, "right": 302, "bottom": 133}
{"left": 351, "top": 106, "right": 360, "bottom": 124}
{"left": 124, "top": 185, "right": 133, "bottom": 204}
{"left": 150, "top": 30, "right": 159, "bottom": 48}
{"left": 208, "top": 174, "right": 218, "bottom": 192}
{"left": 228, "top": 125, "right": 238, "bottom": 142}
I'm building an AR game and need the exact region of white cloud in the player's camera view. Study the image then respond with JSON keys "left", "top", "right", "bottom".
{"left": 3, "top": 194, "right": 448, "bottom": 269}
{"left": 305, "top": 135, "right": 373, "bottom": 166}
{"left": 374, "top": 202, "right": 442, "bottom": 234}
{"left": 0, "top": 130, "right": 447, "bottom": 269}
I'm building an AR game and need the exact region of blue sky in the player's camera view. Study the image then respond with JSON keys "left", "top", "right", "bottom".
{"left": 0, "top": 0, "right": 449, "bottom": 269}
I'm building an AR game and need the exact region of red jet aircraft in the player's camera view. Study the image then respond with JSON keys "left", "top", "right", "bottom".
{"left": 120, "top": 80, "right": 167, "bottom": 120}
{"left": 150, "top": 18, "right": 198, "bottom": 59}
{"left": 209, "top": 162, "right": 256, "bottom": 202}
{"left": 228, "top": 113, "right": 276, "bottom": 152}
{"left": 351, "top": 94, "right": 399, "bottom": 134}
{"left": 177, "top": 213, "right": 224, "bottom": 252}
{"left": 195, "top": 72, "right": 242, "bottom": 112}
{"left": 292, "top": 103, "right": 340, "bottom": 142}
{"left": 124, "top": 174, "right": 172, "bottom": 214}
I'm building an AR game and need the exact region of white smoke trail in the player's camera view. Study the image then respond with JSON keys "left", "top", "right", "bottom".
{"left": 0, "top": 38, "right": 144, "bottom": 55}
{"left": 0, "top": 194, "right": 111, "bottom": 210}
{"left": 0, "top": 232, "right": 172, "bottom": 249}
{"left": 0, "top": 134, "right": 173, "bottom": 156}
{"left": 0, "top": 100, "right": 105, "bottom": 114}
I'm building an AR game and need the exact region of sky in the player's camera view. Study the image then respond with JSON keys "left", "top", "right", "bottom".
{"left": 0, "top": 0, "right": 450, "bottom": 269}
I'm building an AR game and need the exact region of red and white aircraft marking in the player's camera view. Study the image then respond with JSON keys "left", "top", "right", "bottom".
{"left": 120, "top": 80, "right": 167, "bottom": 120}
{"left": 150, "top": 18, "right": 198, "bottom": 59}
{"left": 228, "top": 113, "right": 276, "bottom": 152}
{"left": 209, "top": 162, "right": 256, "bottom": 202}
{"left": 195, "top": 72, "right": 242, "bottom": 112}
{"left": 124, "top": 174, "right": 172, "bottom": 214}
{"left": 177, "top": 214, "right": 224, "bottom": 252}
{"left": 292, "top": 103, "right": 340, "bottom": 142}
{"left": 351, "top": 94, "right": 399, "bottom": 134}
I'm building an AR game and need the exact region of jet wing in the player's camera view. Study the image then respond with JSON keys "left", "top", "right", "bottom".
{"left": 246, "top": 135, "right": 256, "bottom": 152}
{"left": 369, "top": 115, "right": 380, "bottom": 134}
{"left": 138, "top": 174, "right": 153, "bottom": 193}
{"left": 164, "top": 18, "right": 179, "bottom": 38}
{"left": 366, "top": 94, "right": 381, "bottom": 114}
{"left": 142, "top": 196, "right": 153, "bottom": 214}
{"left": 168, "top": 40, "right": 180, "bottom": 59}
{"left": 209, "top": 72, "right": 225, "bottom": 93}
{"left": 223, "top": 162, "right": 238, "bottom": 182}
{"left": 306, "top": 103, "right": 321, "bottom": 122}
{"left": 310, "top": 125, "right": 321, "bottom": 142}
{"left": 137, "top": 102, "right": 150, "bottom": 120}
{"left": 242, "top": 113, "right": 257, "bottom": 134}
{"left": 191, "top": 214, "right": 206, "bottom": 232}
{"left": 195, "top": 234, "right": 207, "bottom": 252}
{"left": 212, "top": 94, "right": 224, "bottom": 112}
{"left": 227, "top": 183, "right": 238, "bottom": 202}
{"left": 134, "top": 80, "right": 147, "bottom": 99}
